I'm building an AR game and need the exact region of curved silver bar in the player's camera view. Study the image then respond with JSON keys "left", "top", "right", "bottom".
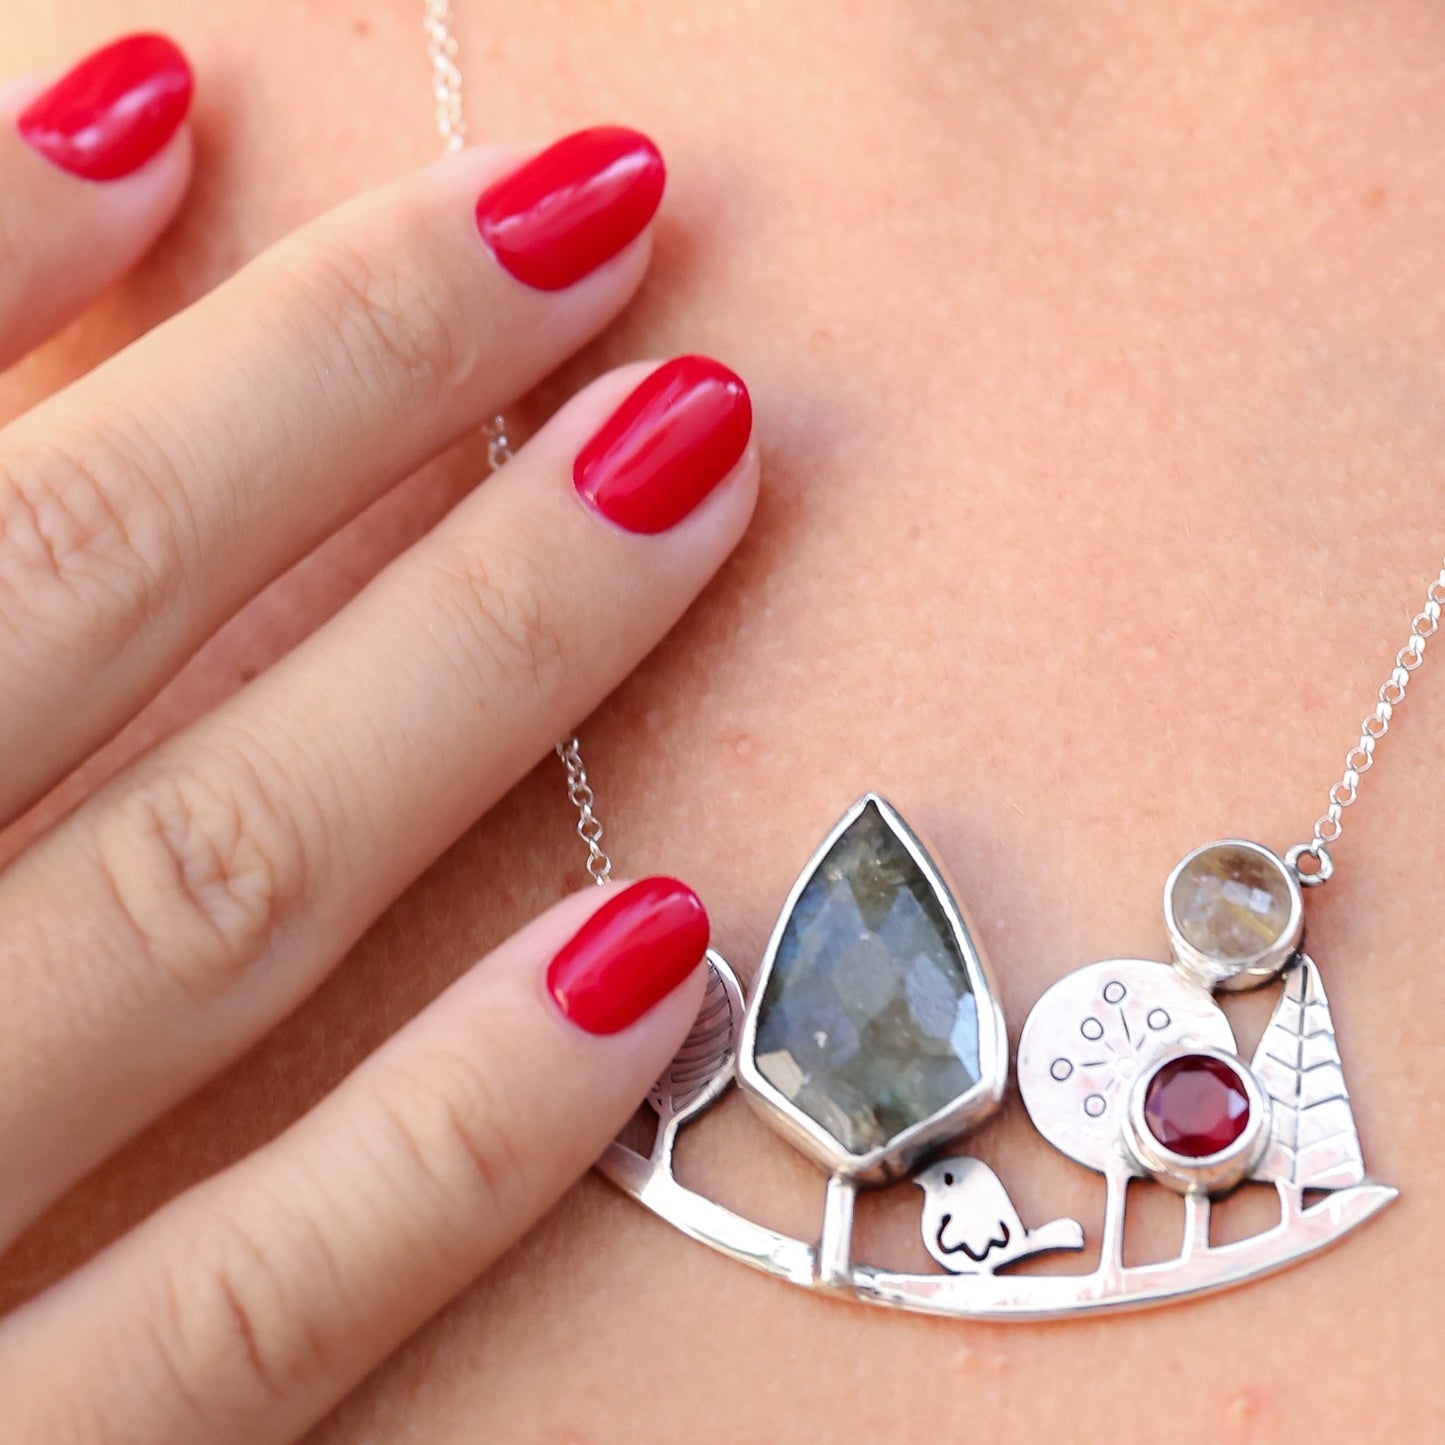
{"left": 856, "top": 1183, "right": 1396, "bottom": 1320}
{"left": 598, "top": 1144, "right": 816, "bottom": 1286}
{"left": 598, "top": 1143, "right": 1396, "bottom": 1321}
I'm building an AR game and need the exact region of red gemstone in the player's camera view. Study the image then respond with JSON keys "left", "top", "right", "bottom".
{"left": 1143, "top": 1054, "right": 1250, "bottom": 1158}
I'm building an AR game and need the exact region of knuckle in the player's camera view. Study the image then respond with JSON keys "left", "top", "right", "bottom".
{"left": 285, "top": 232, "right": 473, "bottom": 404}
{"left": 424, "top": 541, "right": 567, "bottom": 705}
{"left": 0, "top": 421, "right": 183, "bottom": 651}
{"left": 151, "top": 1203, "right": 341, "bottom": 1419}
{"left": 376, "top": 1044, "right": 531, "bottom": 1221}
{"left": 93, "top": 747, "right": 310, "bottom": 1002}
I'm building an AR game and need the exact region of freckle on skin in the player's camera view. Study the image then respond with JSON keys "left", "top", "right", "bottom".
{"left": 1227, "top": 1388, "right": 1258, "bottom": 1423}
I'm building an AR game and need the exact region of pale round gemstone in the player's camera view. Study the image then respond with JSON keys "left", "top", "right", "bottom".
{"left": 1169, "top": 843, "right": 1294, "bottom": 963}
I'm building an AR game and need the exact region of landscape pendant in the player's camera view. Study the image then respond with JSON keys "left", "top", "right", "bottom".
{"left": 599, "top": 794, "right": 1397, "bottom": 1320}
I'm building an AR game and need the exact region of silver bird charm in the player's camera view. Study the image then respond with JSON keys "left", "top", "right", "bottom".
{"left": 915, "top": 1158, "right": 1085, "bottom": 1275}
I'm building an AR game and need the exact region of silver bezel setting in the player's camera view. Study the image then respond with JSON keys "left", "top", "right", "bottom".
{"left": 1164, "top": 838, "right": 1304, "bottom": 992}
{"left": 737, "top": 793, "right": 1008, "bottom": 1186}
{"left": 1121, "top": 1044, "right": 1272, "bottom": 1197}
{"left": 599, "top": 803, "right": 1396, "bottom": 1321}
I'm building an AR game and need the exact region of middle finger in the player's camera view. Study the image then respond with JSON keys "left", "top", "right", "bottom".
{"left": 0, "top": 127, "right": 665, "bottom": 823}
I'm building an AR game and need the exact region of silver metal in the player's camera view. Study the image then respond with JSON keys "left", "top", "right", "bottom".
{"left": 1285, "top": 840, "right": 1334, "bottom": 889}
{"left": 423, "top": 0, "right": 467, "bottom": 152}
{"left": 848, "top": 1181, "right": 1396, "bottom": 1318}
{"left": 736, "top": 794, "right": 1008, "bottom": 1188}
{"left": 1250, "top": 954, "right": 1366, "bottom": 1199}
{"left": 1292, "top": 553, "right": 1445, "bottom": 877}
{"left": 426, "top": 6, "right": 609, "bottom": 882}
{"left": 598, "top": 804, "right": 1397, "bottom": 1320}
{"left": 1163, "top": 839, "right": 1305, "bottom": 991}
{"left": 1016, "top": 957, "right": 1237, "bottom": 1277}
{"left": 1120, "top": 1045, "right": 1272, "bottom": 1197}
{"left": 914, "top": 1157, "right": 1084, "bottom": 1274}
{"left": 646, "top": 950, "right": 743, "bottom": 1171}
{"left": 483, "top": 415, "right": 513, "bottom": 470}
{"left": 427, "top": 0, "right": 1411, "bottom": 1322}
{"left": 601, "top": 1121, "right": 1396, "bottom": 1319}
{"left": 817, "top": 1176, "right": 858, "bottom": 1291}
{"left": 555, "top": 736, "right": 613, "bottom": 885}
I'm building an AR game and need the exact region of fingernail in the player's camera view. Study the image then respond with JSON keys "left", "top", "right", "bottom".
{"left": 475, "top": 125, "right": 665, "bottom": 291}
{"left": 17, "top": 33, "right": 193, "bottom": 182}
{"left": 574, "top": 356, "right": 752, "bottom": 534}
{"left": 547, "top": 878, "right": 709, "bottom": 1035}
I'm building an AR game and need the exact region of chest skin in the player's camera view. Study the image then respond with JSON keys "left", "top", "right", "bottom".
{"left": 1, "top": 3, "right": 1441, "bottom": 1441}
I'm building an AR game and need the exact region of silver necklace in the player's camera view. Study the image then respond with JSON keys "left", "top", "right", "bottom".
{"left": 424, "top": 2, "right": 1438, "bottom": 1321}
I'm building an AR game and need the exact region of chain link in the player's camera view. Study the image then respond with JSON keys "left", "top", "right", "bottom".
{"left": 483, "top": 414, "right": 513, "bottom": 469}
{"left": 425, "top": 3, "right": 613, "bottom": 884}
{"left": 423, "top": 0, "right": 467, "bottom": 153}
{"left": 1291, "top": 555, "right": 1445, "bottom": 885}
{"left": 555, "top": 737, "right": 614, "bottom": 885}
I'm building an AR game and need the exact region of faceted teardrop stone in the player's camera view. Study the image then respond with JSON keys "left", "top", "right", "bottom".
{"left": 752, "top": 802, "right": 982, "bottom": 1157}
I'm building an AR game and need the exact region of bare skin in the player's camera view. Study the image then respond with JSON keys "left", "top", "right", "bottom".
{"left": 3, "top": 2, "right": 1441, "bottom": 1440}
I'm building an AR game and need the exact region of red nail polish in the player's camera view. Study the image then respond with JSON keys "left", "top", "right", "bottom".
{"left": 574, "top": 356, "right": 752, "bottom": 534}
{"left": 17, "top": 33, "right": 193, "bottom": 182}
{"left": 547, "top": 878, "right": 709, "bottom": 1035}
{"left": 475, "top": 126, "right": 665, "bottom": 291}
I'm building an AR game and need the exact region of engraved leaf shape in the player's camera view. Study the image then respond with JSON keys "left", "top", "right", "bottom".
{"left": 647, "top": 950, "right": 744, "bottom": 1131}
{"left": 1249, "top": 955, "right": 1365, "bottom": 1194}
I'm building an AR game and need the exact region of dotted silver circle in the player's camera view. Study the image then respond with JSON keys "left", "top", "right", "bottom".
{"left": 1050, "top": 1058, "right": 1073, "bottom": 1081}
{"left": 1103, "top": 980, "right": 1127, "bottom": 1004}
{"left": 1083, "top": 1093, "right": 1107, "bottom": 1118}
{"left": 1147, "top": 1008, "right": 1171, "bottom": 1030}
{"left": 1081, "top": 1017, "right": 1104, "bottom": 1041}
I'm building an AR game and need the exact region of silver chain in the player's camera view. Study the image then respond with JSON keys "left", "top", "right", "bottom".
{"left": 426, "top": 3, "right": 1440, "bottom": 897}
{"left": 483, "top": 415, "right": 513, "bottom": 470}
{"left": 555, "top": 737, "right": 614, "bottom": 885}
{"left": 1287, "top": 554, "right": 1445, "bottom": 887}
{"left": 424, "top": 2, "right": 613, "bottom": 885}
{"left": 423, "top": 0, "right": 467, "bottom": 153}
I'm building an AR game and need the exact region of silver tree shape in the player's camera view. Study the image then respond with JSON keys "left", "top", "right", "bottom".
{"left": 1017, "top": 959, "right": 1236, "bottom": 1275}
{"left": 647, "top": 951, "right": 745, "bottom": 1171}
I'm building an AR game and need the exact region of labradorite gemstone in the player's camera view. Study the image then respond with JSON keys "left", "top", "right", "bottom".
{"left": 753, "top": 802, "right": 980, "bottom": 1157}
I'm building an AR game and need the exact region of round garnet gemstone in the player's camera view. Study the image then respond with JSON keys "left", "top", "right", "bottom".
{"left": 1143, "top": 1054, "right": 1251, "bottom": 1158}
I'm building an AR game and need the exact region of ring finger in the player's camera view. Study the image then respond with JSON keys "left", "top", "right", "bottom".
{"left": 0, "top": 355, "right": 757, "bottom": 1240}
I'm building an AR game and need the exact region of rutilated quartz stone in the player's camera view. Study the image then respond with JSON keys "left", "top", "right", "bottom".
{"left": 752, "top": 802, "right": 980, "bottom": 1157}
{"left": 1169, "top": 843, "right": 1294, "bottom": 963}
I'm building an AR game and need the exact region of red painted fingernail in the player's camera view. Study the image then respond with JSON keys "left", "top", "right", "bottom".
{"left": 547, "top": 878, "right": 709, "bottom": 1035}
{"left": 475, "top": 126, "right": 665, "bottom": 291}
{"left": 574, "top": 356, "right": 752, "bottom": 534}
{"left": 17, "top": 33, "right": 193, "bottom": 182}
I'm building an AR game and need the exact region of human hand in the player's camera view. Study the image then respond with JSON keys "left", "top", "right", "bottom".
{"left": 0, "top": 33, "right": 757, "bottom": 1442}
